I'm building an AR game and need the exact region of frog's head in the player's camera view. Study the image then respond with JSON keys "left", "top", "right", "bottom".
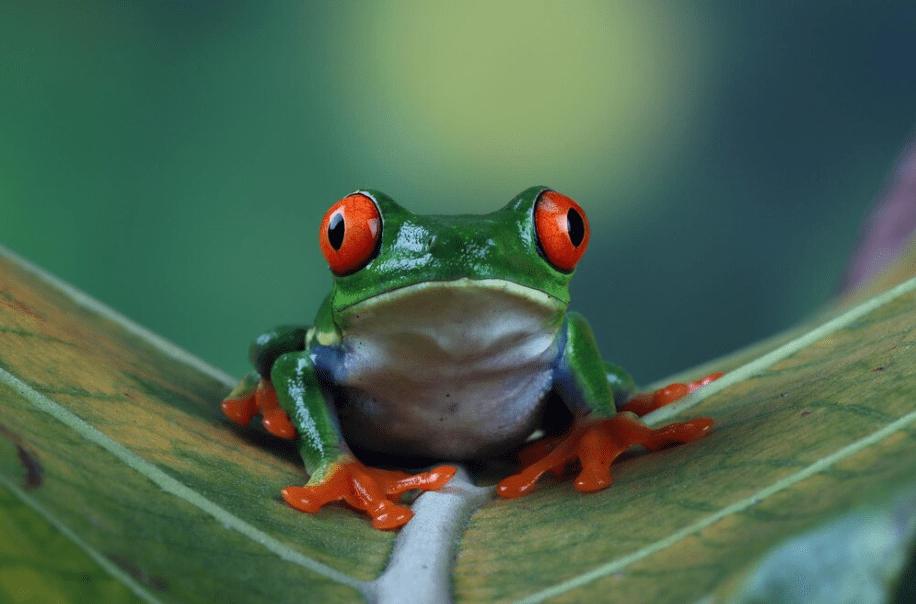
{"left": 319, "top": 186, "right": 590, "bottom": 321}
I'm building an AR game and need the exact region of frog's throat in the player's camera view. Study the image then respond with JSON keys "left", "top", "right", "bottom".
{"left": 336, "top": 278, "right": 567, "bottom": 315}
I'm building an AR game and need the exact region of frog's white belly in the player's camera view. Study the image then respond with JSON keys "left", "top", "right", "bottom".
{"left": 334, "top": 280, "right": 564, "bottom": 459}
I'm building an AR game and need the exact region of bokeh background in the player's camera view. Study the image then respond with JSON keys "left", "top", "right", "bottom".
{"left": 2, "top": 1, "right": 915, "bottom": 384}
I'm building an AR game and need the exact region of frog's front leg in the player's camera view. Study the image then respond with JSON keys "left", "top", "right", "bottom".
{"left": 270, "top": 351, "right": 456, "bottom": 530}
{"left": 496, "top": 313, "right": 714, "bottom": 498}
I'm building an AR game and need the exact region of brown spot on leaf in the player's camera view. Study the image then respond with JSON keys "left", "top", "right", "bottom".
{"left": 0, "top": 291, "right": 46, "bottom": 322}
{"left": 0, "top": 423, "right": 43, "bottom": 489}
{"left": 16, "top": 444, "right": 42, "bottom": 489}
{"left": 108, "top": 555, "right": 170, "bottom": 591}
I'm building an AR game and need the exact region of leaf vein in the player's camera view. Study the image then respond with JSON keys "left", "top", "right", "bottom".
{"left": 515, "top": 276, "right": 916, "bottom": 604}
{"left": 513, "top": 406, "right": 916, "bottom": 603}
{"left": 643, "top": 276, "right": 916, "bottom": 426}
{"left": 0, "top": 366, "right": 368, "bottom": 593}
{"left": 0, "top": 473, "right": 165, "bottom": 604}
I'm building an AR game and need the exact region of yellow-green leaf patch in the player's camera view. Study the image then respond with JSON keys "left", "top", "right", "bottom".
{"left": 0, "top": 248, "right": 387, "bottom": 601}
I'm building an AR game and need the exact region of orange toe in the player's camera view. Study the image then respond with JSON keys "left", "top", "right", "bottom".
{"left": 282, "top": 460, "right": 456, "bottom": 529}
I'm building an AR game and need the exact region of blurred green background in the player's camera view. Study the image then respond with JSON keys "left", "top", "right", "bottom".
{"left": 2, "top": 1, "right": 915, "bottom": 384}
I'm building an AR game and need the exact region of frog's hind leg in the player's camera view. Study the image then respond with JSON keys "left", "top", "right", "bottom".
{"left": 604, "top": 360, "right": 636, "bottom": 409}
{"left": 221, "top": 325, "right": 310, "bottom": 438}
{"left": 220, "top": 371, "right": 297, "bottom": 439}
{"left": 221, "top": 370, "right": 260, "bottom": 426}
{"left": 618, "top": 372, "right": 723, "bottom": 417}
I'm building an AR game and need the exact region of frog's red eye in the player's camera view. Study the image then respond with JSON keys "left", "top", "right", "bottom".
{"left": 319, "top": 193, "right": 382, "bottom": 276}
{"left": 534, "top": 190, "right": 590, "bottom": 272}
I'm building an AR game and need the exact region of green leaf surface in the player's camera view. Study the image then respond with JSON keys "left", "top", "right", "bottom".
{"left": 0, "top": 486, "right": 142, "bottom": 604}
{"left": 0, "top": 250, "right": 375, "bottom": 602}
{"left": 2, "top": 244, "right": 916, "bottom": 604}
{"left": 454, "top": 279, "right": 916, "bottom": 603}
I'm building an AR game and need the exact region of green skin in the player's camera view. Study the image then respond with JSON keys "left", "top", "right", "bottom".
{"left": 232, "top": 186, "right": 635, "bottom": 484}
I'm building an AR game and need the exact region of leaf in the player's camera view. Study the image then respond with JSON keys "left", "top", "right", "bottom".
{"left": 0, "top": 248, "right": 379, "bottom": 602}
{"left": 0, "top": 487, "right": 143, "bottom": 604}
{"left": 2, "top": 243, "right": 916, "bottom": 604}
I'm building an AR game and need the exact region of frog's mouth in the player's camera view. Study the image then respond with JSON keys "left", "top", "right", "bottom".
{"left": 336, "top": 278, "right": 567, "bottom": 348}
{"left": 339, "top": 278, "right": 565, "bottom": 316}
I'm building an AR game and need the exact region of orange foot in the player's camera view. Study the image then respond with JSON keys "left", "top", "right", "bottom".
{"left": 618, "top": 372, "right": 723, "bottom": 417}
{"left": 282, "top": 460, "right": 457, "bottom": 530}
{"left": 496, "top": 413, "right": 713, "bottom": 499}
{"left": 221, "top": 379, "right": 297, "bottom": 439}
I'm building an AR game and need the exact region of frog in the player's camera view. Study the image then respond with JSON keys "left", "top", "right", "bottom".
{"left": 221, "top": 186, "right": 719, "bottom": 529}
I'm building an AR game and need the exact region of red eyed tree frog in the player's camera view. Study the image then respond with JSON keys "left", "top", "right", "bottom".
{"left": 221, "top": 187, "right": 718, "bottom": 529}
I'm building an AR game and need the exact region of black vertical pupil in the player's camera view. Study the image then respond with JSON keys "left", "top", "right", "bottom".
{"left": 328, "top": 212, "right": 345, "bottom": 250}
{"left": 566, "top": 208, "right": 585, "bottom": 247}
